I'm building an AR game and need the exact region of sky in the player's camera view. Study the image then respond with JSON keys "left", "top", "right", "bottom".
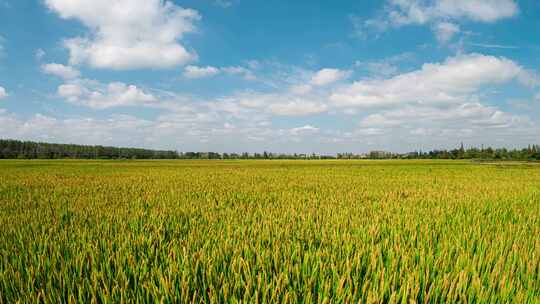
{"left": 0, "top": 0, "right": 539, "bottom": 154}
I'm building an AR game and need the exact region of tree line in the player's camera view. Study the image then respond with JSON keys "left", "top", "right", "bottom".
{"left": 338, "top": 144, "right": 540, "bottom": 161}
{"left": 0, "top": 139, "right": 539, "bottom": 161}
{"left": 0, "top": 139, "right": 177, "bottom": 159}
{"left": 401, "top": 145, "right": 540, "bottom": 161}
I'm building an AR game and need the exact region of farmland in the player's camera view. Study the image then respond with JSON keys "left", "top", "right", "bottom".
{"left": 0, "top": 160, "right": 539, "bottom": 303}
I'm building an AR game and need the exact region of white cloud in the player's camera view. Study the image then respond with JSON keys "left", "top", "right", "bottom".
{"left": 0, "top": 79, "right": 538, "bottom": 154}
{"left": 0, "top": 107, "right": 329, "bottom": 153}
{"left": 387, "top": 0, "right": 518, "bottom": 25}
{"left": 311, "top": 68, "right": 351, "bottom": 86}
{"left": 269, "top": 100, "right": 328, "bottom": 116}
{"left": 331, "top": 54, "right": 537, "bottom": 108}
{"left": 222, "top": 66, "right": 256, "bottom": 80}
{"left": 536, "top": 93, "right": 540, "bottom": 103}
{"left": 435, "top": 0, "right": 519, "bottom": 22}
{"left": 42, "top": 63, "right": 81, "bottom": 79}
{"left": 348, "top": 100, "right": 536, "bottom": 152}
{"left": 356, "top": 52, "right": 414, "bottom": 77}
{"left": 45, "top": 0, "right": 200, "bottom": 70}
{"left": 6, "top": 51, "right": 539, "bottom": 153}
{"left": 290, "top": 84, "right": 313, "bottom": 95}
{"left": 0, "top": 86, "right": 7, "bottom": 99}
{"left": 356, "top": 128, "right": 385, "bottom": 136}
{"left": 0, "top": 111, "right": 157, "bottom": 146}
{"left": 433, "top": 22, "right": 460, "bottom": 43}
{"left": 183, "top": 65, "right": 220, "bottom": 79}
{"left": 358, "top": 0, "right": 518, "bottom": 42}
{"left": 359, "top": 103, "right": 525, "bottom": 129}
{"left": 182, "top": 65, "right": 257, "bottom": 80}
{"left": 211, "top": 91, "right": 327, "bottom": 117}
{"left": 173, "top": 55, "right": 537, "bottom": 124}
{"left": 289, "top": 125, "right": 320, "bottom": 136}
{"left": 58, "top": 80, "right": 156, "bottom": 109}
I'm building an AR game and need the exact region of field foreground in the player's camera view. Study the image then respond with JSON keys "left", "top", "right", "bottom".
{"left": 1, "top": 160, "right": 539, "bottom": 303}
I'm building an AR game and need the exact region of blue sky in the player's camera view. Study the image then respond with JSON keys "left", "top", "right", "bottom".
{"left": 0, "top": 0, "right": 539, "bottom": 154}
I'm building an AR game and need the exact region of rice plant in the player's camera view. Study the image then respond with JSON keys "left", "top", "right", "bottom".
{"left": 0, "top": 160, "right": 539, "bottom": 303}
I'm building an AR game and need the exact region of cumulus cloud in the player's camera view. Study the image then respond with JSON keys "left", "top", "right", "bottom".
{"left": 0, "top": 86, "right": 7, "bottom": 99}
{"left": 331, "top": 54, "right": 537, "bottom": 108}
{"left": 0, "top": 108, "right": 328, "bottom": 153}
{"left": 1, "top": 103, "right": 535, "bottom": 154}
{"left": 9, "top": 50, "right": 540, "bottom": 153}
{"left": 45, "top": 0, "right": 200, "bottom": 70}
{"left": 386, "top": 0, "right": 518, "bottom": 26}
{"left": 183, "top": 65, "right": 220, "bottom": 79}
{"left": 183, "top": 65, "right": 256, "bottom": 80}
{"left": 176, "top": 55, "right": 537, "bottom": 124}
{"left": 433, "top": 22, "right": 460, "bottom": 43}
{"left": 226, "top": 91, "right": 328, "bottom": 116}
{"left": 42, "top": 63, "right": 80, "bottom": 79}
{"left": 0, "top": 111, "right": 156, "bottom": 146}
{"left": 357, "top": 0, "right": 518, "bottom": 42}
{"left": 289, "top": 125, "right": 320, "bottom": 136}
{"left": 352, "top": 101, "right": 535, "bottom": 152}
{"left": 434, "top": 0, "right": 518, "bottom": 22}
{"left": 289, "top": 84, "right": 313, "bottom": 95}
{"left": 311, "top": 68, "right": 351, "bottom": 86}
{"left": 58, "top": 80, "right": 156, "bottom": 109}
{"left": 43, "top": 54, "right": 539, "bottom": 153}
{"left": 359, "top": 103, "right": 525, "bottom": 129}
{"left": 269, "top": 100, "right": 328, "bottom": 116}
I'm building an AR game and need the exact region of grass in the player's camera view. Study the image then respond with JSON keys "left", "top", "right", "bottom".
{"left": 0, "top": 160, "right": 539, "bottom": 303}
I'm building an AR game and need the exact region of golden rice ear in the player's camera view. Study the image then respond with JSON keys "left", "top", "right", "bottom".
{"left": 0, "top": 159, "right": 537, "bottom": 302}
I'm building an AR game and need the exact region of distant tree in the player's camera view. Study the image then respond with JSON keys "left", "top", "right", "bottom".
{"left": 0, "top": 139, "right": 179, "bottom": 160}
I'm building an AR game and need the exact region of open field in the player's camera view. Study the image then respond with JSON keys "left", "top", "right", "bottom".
{"left": 1, "top": 160, "right": 539, "bottom": 303}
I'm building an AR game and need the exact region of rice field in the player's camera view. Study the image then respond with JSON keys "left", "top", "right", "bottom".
{"left": 0, "top": 160, "right": 539, "bottom": 303}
